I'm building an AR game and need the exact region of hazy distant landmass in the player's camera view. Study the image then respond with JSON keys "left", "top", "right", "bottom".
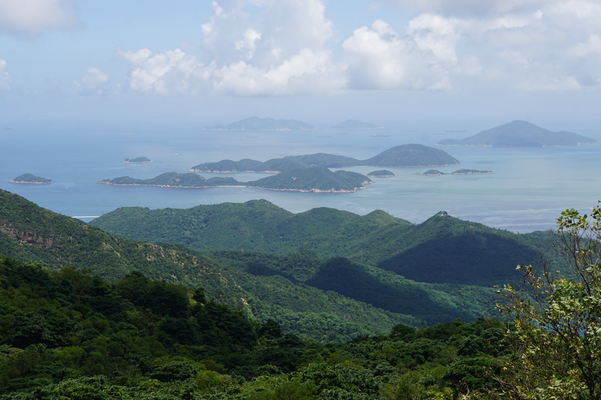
{"left": 452, "top": 169, "right": 494, "bottom": 175}
{"left": 9, "top": 173, "right": 52, "bottom": 184}
{"left": 205, "top": 116, "right": 314, "bottom": 131}
{"left": 437, "top": 120, "right": 598, "bottom": 147}
{"left": 328, "top": 119, "right": 382, "bottom": 130}
{"left": 367, "top": 170, "right": 396, "bottom": 177}
{"left": 123, "top": 157, "right": 152, "bottom": 163}
{"left": 190, "top": 144, "right": 460, "bottom": 173}
{"left": 98, "top": 167, "right": 371, "bottom": 193}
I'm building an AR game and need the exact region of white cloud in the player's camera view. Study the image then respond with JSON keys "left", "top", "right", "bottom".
{"left": 342, "top": 19, "right": 453, "bottom": 90}
{"left": 382, "top": 0, "right": 560, "bottom": 16}
{"left": 0, "top": 0, "right": 81, "bottom": 35}
{"left": 118, "top": 0, "right": 343, "bottom": 96}
{"left": 0, "top": 59, "right": 11, "bottom": 90}
{"left": 75, "top": 67, "right": 111, "bottom": 95}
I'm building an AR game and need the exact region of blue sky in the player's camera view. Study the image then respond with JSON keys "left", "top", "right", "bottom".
{"left": 1, "top": 0, "right": 601, "bottom": 126}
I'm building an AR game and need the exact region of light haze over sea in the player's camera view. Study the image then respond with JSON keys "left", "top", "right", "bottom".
{"left": 1, "top": 119, "right": 600, "bottom": 234}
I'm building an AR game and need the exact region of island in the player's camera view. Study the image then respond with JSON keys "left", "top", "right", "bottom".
{"left": 367, "top": 170, "right": 396, "bottom": 177}
{"left": 416, "top": 169, "right": 494, "bottom": 176}
{"left": 451, "top": 169, "right": 494, "bottom": 175}
{"left": 328, "top": 119, "right": 382, "bottom": 130}
{"left": 416, "top": 169, "right": 445, "bottom": 176}
{"left": 204, "top": 117, "right": 314, "bottom": 131}
{"left": 123, "top": 157, "right": 152, "bottom": 163}
{"left": 9, "top": 173, "right": 52, "bottom": 184}
{"left": 437, "top": 120, "right": 598, "bottom": 147}
{"left": 98, "top": 166, "right": 371, "bottom": 193}
{"left": 189, "top": 144, "right": 460, "bottom": 173}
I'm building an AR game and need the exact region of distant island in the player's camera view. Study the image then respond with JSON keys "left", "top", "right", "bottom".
{"left": 328, "top": 119, "right": 382, "bottom": 130}
{"left": 205, "top": 117, "right": 314, "bottom": 131}
{"left": 416, "top": 169, "right": 493, "bottom": 176}
{"left": 437, "top": 120, "right": 598, "bottom": 147}
{"left": 189, "top": 144, "right": 460, "bottom": 173}
{"left": 123, "top": 157, "right": 152, "bottom": 163}
{"left": 452, "top": 169, "right": 494, "bottom": 175}
{"left": 367, "top": 170, "right": 396, "bottom": 177}
{"left": 9, "top": 173, "right": 52, "bottom": 184}
{"left": 98, "top": 166, "right": 371, "bottom": 193}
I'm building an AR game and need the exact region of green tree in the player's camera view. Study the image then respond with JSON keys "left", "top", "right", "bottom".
{"left": 498, "top": 203, "right": 601, "bottom": 399}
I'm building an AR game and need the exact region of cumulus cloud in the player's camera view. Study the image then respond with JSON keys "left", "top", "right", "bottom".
{"left": 0, "top": 0, "right": 81, "bottom": 35}
{"left": 381, "top": 0, "right": 560, "bottom": 17}
{"left": 118, "top": 0, "right": 343, "bottom": 96}
{"left": 75, "top": 67, "right": 111, "bottom": 95}
{"left": 0, "top": 59, "right": 11, "bottom": 90}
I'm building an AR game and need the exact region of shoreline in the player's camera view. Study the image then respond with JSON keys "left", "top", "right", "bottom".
{"left": 189, "top": 163, "right": 460, "bottom": 174}
{"left": 96, "top": 181, "right": 362, "bottom": 193}
{"left": 9, "top": 180, "right": 52, "bottom": 185}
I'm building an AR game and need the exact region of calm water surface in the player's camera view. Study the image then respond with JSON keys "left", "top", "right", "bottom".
{"left": 1, "top": 120, "right": 600, "bottom": 233}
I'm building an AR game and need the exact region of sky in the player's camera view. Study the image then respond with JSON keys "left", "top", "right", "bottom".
{"left": 1, "top": 0, "right": 601, "bottom": 126}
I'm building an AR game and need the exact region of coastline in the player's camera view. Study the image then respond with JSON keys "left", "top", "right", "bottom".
{"left": 9, "top": 180, "right": 52, "bottom": 185}
{"left": 96, "top": 181, "right": 363, "bottom": 193}
{"left": 189, "top": 163, "right": 460, "bottom": 173}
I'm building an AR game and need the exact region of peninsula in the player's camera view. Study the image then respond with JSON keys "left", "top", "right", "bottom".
{"left": 367, "top": 170, "right": 396, "bottom": 177}
{"left": 205, "top": 116, "right": 314, "bottom": 131}
{"left": 437, "top": 120, "right": 597, "bottom": 147}
{"left": 98, "top": 166, "right": 371, "bottom": 193}
{"left": 328, "top": 119, "right": 382, "bottom": 130}
{"left": 123, "top": 157, "right": 152, "bottom": 163}
{"left": 189, "top": 144, "right": 460, "bottom": 173}
{"left": 9, "top": 173, "right": 52, "bottom": 184}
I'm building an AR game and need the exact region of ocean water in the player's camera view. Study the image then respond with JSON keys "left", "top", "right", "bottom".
{"left": 1, "top": 120, "right": 600, "bottom": 233}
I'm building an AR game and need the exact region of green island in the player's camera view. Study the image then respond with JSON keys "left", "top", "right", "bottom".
{"left": 97, "top": 167, "right": 371, "bottom": 193}
{"left": 2, "top": 188, "right": 597, "bottom": 398}
{"left": 328, "top": 119, "right": 382, "bottom": 129}
{"left": 205, "top": 116, "right": 314, "bottom": 131}
{"left": 123, "top": 156, "right": 152, "bottom": 163}
{"left": 190, "top": 144, "right": 460, "bottom": 173}
{"left": 416, "top": 169, "right": 444, "bottom": 176}
{"left": 452, "top": 169, "right": 494, "bottom": 175}
{"left": 9, "top": 173, "right": 52, "bottom": 184}
{"left": 437, "top": 120, "right": 598, "bottom": 147}
{"left": 366, "top": 170, "right": 395, "bottom": 177}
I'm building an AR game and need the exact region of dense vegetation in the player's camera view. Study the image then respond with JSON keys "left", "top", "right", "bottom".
{"left": 2, "top": 190, "right": 503, "bottom": 341}
{"left": 97, "top": 168, "right": 371, "bottom": 192}
{"left": 205, "top": 116, "right": 314, "bottom": 130}
{"left": 417, "top": 170, "right": 444, "bottom": 176}
{"left": 9, "top": 174, "right": 51, "bottom": 184}
{"left": 91, "top": 200, "right": 560, "bottom": 288}
{"left": 367, "top": 170, "right": 395, "bottom": 177}
{"left": 452, "top": 169, "right": 493, "bottom": 175}
{"left": 190, "top": 144, "right": 459, "bottom": 172}
{"left": 437, "top": 120, "right": 597, "bottom": 147}
{"left": 0, "top": 253, "right": 513, "bottom": 399}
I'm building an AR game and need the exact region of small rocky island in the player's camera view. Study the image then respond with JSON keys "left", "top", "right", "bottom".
{"left": 9, "top": 173, "right": 52, "bottom": 184}
{"left": 98, "top": 166, "right": 371, "bottom": 193}
{"left": 205, "top": 117, "right": 314, "bottom": 131}
{"left": 367, "top": 170, "right": 396, "bottom": 177}
{"left": 416, "top": 169, "right": 493, "bottom": 176}
{"left": 123, "top": 157, "right": 152, "bottom": 163}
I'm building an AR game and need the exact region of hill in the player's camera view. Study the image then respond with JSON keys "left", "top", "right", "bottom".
{"left": 97, "top": 167, "right": 371, "bottom": 192}
{"left": 437, "top": 120, "right": 597, "bottom": 147}
{"left": 90, "top": 200, "right": 560, "bottom": 288}
{"left": 367, "top": 170, "right": 395, "bottom": 177}
{"left": 9, "top": 173, "right": 52, "bottom": 184}
{"left": 190, "top": 144, "right": 459, "bottom": 173}
{"left": 205, "top": 116, "right": 314, "bottom": 130}
{"left": 328, "top": 119, "right": 381, "bottom": 129}
{"left": 1, "top": 189, "right": 501, "bottom": 339}
{"left": 249, "top": 166, "right": 370, "bottom": 192}
{"left": 123, "top": 156, "right": 152, "bottom": 163}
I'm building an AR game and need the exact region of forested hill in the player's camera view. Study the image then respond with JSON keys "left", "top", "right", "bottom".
{"left": 189, "top": 144, "right": 460, "bottom": 172}
{"left": 91, "top": 200, "right": 559, "bottom": 288}
{"left": 0, "top": 189, "right": 502, "bottom": 339}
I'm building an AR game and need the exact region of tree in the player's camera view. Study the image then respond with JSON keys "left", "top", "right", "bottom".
{"left": 498, "top": 203, "right": 601, "bottom": 399}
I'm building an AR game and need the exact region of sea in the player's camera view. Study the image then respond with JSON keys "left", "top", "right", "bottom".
{"left": 1, "top": 119, "right": 600, "bottom": 234}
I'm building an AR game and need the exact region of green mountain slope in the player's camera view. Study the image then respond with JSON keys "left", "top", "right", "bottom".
{"left": 190, "top": 144, "right": 459, "bottom": 172}
{"left": 91, "top": 200, "right": 559, "bottom": 288}
{"left": 249, "top": 166, "right": 370, "bottom": 192}
{"left": 437, "top": 120, "right": 597, "bottom": 147}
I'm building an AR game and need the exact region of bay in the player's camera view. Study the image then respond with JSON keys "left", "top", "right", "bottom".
{"left": 1, "top": 119, "right": 600, "bottom": 233}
